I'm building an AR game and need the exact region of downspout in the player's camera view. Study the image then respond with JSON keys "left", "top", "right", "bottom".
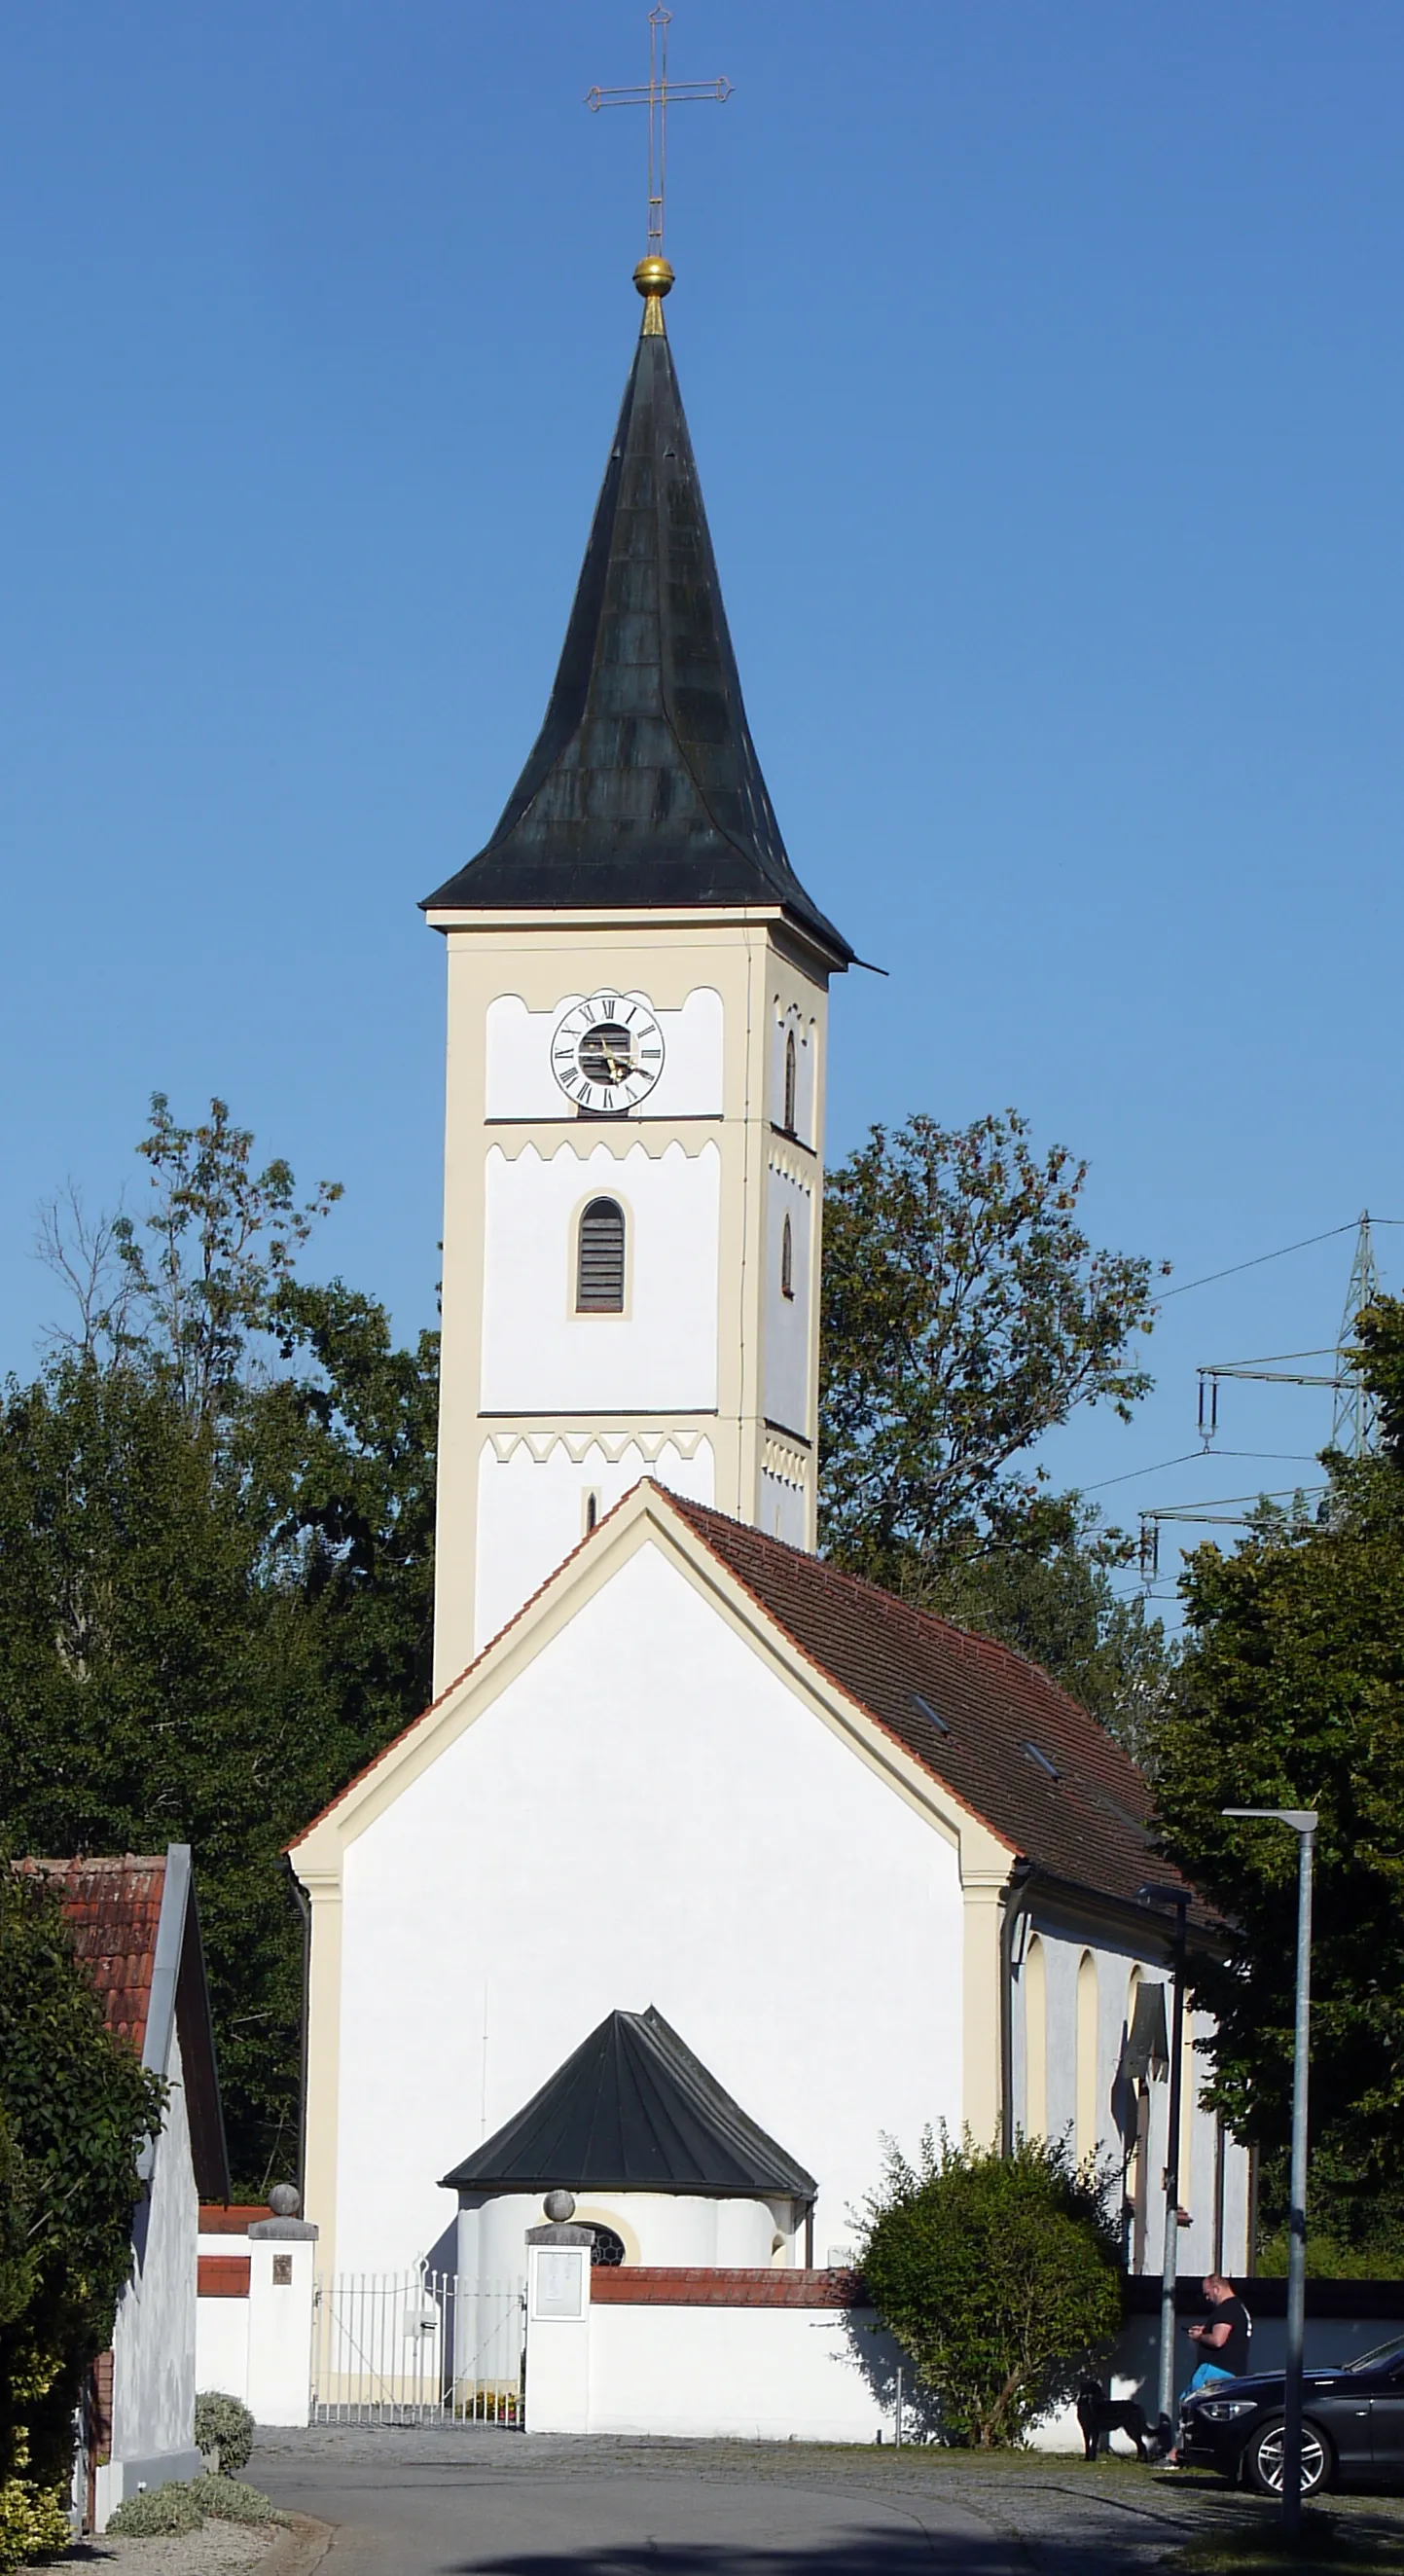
{"left": 287, "top": 1861, "right": 312, "bottom": 2201}
{"left": 999, "top": 1860, "right": 1037, "bottom": 2157}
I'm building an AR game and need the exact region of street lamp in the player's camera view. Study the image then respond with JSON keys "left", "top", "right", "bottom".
{"left": 1138, "top": 1880, "right": 1191, "bottom": 2436}
{"left": 1223, "top": 1806, "right": 1318, "bottom": 2541}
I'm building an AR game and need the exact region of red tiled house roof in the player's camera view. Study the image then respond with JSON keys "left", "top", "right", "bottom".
{"left": 20, "top": 1850, "right": 230, "bottom": 2199}
{"left": 24, "top": 1855, "right": 168, "bottom": 2054}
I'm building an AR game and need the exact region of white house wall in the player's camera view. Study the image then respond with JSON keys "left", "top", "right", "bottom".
{"left": 472, "top": 1437, "right": 715, "bottom": 1656}
{"left": 480, "top": 1139, "right": 721, "bottom": 1416}
{"left": 332, "top": 1543, "right": 964, "bottom": 2274}
{"left": 99, "top": 2027, "right": 201, "bottom": 2524}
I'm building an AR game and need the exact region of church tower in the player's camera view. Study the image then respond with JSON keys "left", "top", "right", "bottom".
{"left": 423, "top": 259, "right": 851, "bottom": 1686}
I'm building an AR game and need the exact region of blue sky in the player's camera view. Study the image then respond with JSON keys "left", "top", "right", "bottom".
{"left": 1, "top": 3, "right": 1400, "bottom": 1607}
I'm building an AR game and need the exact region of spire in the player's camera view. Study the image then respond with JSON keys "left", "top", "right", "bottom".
{"left": 422, "top": 275, "right": 852, "bottom": 966}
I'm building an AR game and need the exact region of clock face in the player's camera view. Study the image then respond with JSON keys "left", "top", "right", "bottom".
{"left": 551, "top": 993, "right": 666, "bottom": 1112}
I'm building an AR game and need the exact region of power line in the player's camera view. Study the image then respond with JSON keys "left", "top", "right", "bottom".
{"left": 1158, "top": 1219, "right": 1404, "bottom": 1303}
{"left": 1080, "top": 1448, "right": 1321, "bottom": 1494}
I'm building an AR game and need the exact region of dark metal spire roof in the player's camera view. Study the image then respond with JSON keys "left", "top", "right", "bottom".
{"left": 421, "top": 300, "right": 852, "bottom": 966}
{"left": 439, "top": 2004, "right": 816, "bottom": 2200}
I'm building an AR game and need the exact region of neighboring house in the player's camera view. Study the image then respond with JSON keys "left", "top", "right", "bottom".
{"left": 33, "top": 1847, "right": 230, "bottom": 2530}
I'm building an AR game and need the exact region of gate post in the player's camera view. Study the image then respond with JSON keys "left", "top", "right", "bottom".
{"left": 246, "top": 2187, "right": 318, "bottom": 2426}
{"left": 523, "top": 2224, "right": 593, "bottom": 2434}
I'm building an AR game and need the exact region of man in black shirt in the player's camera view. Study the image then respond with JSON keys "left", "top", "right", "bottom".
{"left": 1186, "top": 2273, "right": 1252, "bottom": 2387}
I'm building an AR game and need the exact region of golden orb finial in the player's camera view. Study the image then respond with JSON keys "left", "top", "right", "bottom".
{"left": 633, "top": 255, "right": 674, "bottom": 336}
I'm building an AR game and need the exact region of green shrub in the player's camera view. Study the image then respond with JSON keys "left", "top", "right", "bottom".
{"left": 859, "top": 2125, "right": 1123, "bottom": 2447}
{"left": 194, "top": 2389, "right": 255, "bottom": 2475}
{"left": 0, "top": 2474, "right": 70, "bottom": 2571}
{"left": 107, "top": 2482, "right": 204, "bottom": 2536}
{"left": 189, "top": 2475, "right": 284, "bottom": 2525}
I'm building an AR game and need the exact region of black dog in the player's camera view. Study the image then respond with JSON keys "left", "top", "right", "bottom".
{"left": 1076, "top": 2378, "right": 1163, "bottom": 2461}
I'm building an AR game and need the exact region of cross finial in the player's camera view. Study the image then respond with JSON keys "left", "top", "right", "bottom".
{"left": 586, "top": 8, "right": 731, "bottom": 327}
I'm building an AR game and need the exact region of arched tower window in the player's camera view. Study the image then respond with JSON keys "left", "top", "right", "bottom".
{"left": 577, "top": 1199, "right": 625, "bottom": 1313}
{"left": 780, "top": 1214, "right": 795, "bottom": 1300}
{"left": 1076, "top": 1950, "right": 1099, "bottom": 2163}
{"left": 783, "top": 1029, "right": 798, "bottom": 1135}
{"left": 1024, "top": 1935, "right": 1047, "bottom": 2142}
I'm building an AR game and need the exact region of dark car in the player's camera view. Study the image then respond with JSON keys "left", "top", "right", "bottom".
{"left": 1178, "top": 2333, "right": 1404, "bottom": 2495}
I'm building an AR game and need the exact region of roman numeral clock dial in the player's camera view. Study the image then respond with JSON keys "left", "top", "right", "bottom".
{"left": 551, "top": 994, "right": 666, "bottom": 1112}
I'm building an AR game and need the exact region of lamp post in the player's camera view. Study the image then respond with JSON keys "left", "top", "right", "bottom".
{"left": 1223, "top": 1807, "right": 1317, "bottom": 2541}
{"left": 1138, "top": 1881, "right": 1191, "bottom": 2436}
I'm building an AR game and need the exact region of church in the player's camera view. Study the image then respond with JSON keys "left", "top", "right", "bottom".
{"left": 289, "top": 252, "right": 1247, "bottom": 2296}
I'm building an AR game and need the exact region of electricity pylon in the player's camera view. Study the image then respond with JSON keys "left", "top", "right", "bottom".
{"left": 1195, "top": 1212, "right": 1382, "bottom": 1464}
{"left": 1332, "top": 1211, "right": 1380, "bottom": 1458}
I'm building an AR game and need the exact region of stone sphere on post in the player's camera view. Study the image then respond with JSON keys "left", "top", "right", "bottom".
{"left": 543, "top": 2189, "right": 576, "bottom": 2224}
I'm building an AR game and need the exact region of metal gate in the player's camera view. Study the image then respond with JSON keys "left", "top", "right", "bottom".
{"left": 311, "top": 2271, "right": 525, "bottom": 2424}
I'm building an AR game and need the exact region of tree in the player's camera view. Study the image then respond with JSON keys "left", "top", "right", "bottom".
{"left": 858, "top": 2127, "right": 1122, "bottom": 2446}
{"left": 5, "top": 1097, "right": 437, "bottom": 2191}
{"left": 1151, "top": 1297, "right": 1404, "bottom": 2259}
{"left": 819, "top": 1112, "right": 1164, "bottom": 1585}
{"left": 0, "top": 1869, "right": 162, "bottom": 2564}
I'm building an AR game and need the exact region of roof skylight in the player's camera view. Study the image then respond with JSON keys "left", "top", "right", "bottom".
{"left": 912, "top": 1691, "right": 951, "bottom": 1738}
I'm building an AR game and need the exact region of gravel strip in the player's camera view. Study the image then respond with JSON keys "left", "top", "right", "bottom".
{"left": 73, "top": 2526, "right": 274, "bottom": 2575}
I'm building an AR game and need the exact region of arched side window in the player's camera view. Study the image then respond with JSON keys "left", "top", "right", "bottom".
{"left": 780, "top": 1213, "right": 795, "bottom": 1300}
{"left": 1024, "top": 1935, "right": 1047, "bottom": 2142}
{"left": 1075, "top": 1950, "right": 1099, "bottom": 2163}
{"left": 783, "top": 1029, "right": 797, "bottom": 1135}
{"left": 577, "top": 1198, "right": 625, "bottom": 1313}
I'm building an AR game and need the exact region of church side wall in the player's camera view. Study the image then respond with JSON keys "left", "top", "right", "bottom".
{"left": 330, "top": 1544, "right": 965, "bottom": 2276}
{"left": 1014, "top": 1919, "right": 1250, "bottom": 2277}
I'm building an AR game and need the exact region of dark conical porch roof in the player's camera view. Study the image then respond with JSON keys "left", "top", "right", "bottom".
{"left": 440, "top": 2005, "right": 816, "bottom": 2201}
{"left": 422, "top": 304, "right": 852, "bottom": 967}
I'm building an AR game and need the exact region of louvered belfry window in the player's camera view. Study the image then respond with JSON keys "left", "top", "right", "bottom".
{"left": 577, "top": 1198, "right": 626, "bottom": 1313}
{"left": 783, "top": 1031, "right": 798, "bottom": 1135}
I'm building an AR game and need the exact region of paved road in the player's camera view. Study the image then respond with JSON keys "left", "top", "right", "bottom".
{"left": 250, "top": 2427, "right": 1236, "bottom": 2575}
{"left": 254, "top": 2448, "right": 1020, "bottom": 2576}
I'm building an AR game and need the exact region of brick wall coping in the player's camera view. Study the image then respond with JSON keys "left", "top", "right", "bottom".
{"left": 590, "top": 2267, "right": 866, "bottom": 2308}
{"left": 198, "top": 2254, "right": 251, "bottom": 2300}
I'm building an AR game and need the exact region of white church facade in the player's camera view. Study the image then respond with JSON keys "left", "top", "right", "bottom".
{"left": 289, "top": 253, "right": 1247, "bottom": 2301}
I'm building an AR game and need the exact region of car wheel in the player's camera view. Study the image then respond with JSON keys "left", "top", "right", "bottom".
{"left": 1244, "top": 2417, "right": 1334, "bottom": 2498}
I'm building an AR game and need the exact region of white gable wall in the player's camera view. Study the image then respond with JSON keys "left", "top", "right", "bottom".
{"left": 331, "top": 1543, "right": 965, "bottom": 2274}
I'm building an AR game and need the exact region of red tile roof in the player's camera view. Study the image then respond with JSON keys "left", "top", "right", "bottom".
{"left": 23, "top": 1855, "right": 168, "bottom": 2057}
{"left": 668, "top": 1497, "right": 1187, "bottom": 1916}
